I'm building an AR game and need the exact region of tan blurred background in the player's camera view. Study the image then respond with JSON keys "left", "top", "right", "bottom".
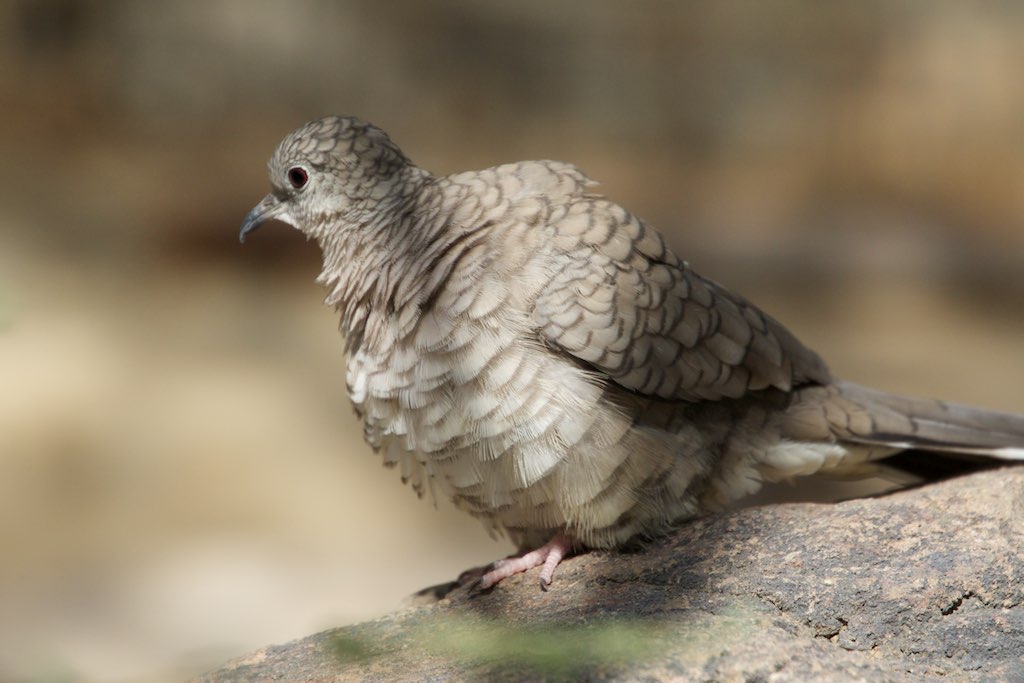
{"left": 1, "top": 1, "right": 1022, "bottom": 681}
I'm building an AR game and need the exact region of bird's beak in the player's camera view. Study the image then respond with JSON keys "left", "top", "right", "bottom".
{"left": 239, "top": 193, "right": 286, "bottom": 243}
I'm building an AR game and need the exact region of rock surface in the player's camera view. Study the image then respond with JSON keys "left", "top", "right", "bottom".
{"left": 197, "top": 469, "right": 1024, "bottom": 682}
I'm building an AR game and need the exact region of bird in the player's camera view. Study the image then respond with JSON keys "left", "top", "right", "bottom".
{"left": 240, "top": 115, "right": 1024, "bottom": 590}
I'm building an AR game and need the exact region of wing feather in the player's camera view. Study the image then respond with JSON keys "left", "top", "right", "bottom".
{"left": 532, "top": 198, "right": 830, "bottom": 401}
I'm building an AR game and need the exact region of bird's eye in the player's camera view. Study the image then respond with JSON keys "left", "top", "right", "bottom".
{"left": 287, "top": 166, "right": 309, "bottom": 190}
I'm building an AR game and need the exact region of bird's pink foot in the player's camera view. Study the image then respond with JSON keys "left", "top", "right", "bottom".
{"left": 478, "top": 534, "right": 574, "bottom": 590}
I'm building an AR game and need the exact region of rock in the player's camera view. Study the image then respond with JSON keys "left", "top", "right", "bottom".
{"left": 196, "top": 469, "right": 1024, "bottom": 682}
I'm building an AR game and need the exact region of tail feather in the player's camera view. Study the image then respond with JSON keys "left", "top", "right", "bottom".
{"left": 833, "top": 381, "right": 1024, "bottom": 460}
{"left": 783, "top": 381, "right": 1024, "bottom": 470}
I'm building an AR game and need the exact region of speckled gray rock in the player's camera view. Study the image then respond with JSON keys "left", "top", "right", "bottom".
{"left": 197, "top": 468, "right": 1024, "bottom": 682}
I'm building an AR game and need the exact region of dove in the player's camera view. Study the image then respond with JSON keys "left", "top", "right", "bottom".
{"left": 241, "top": 115, "right": 1024, "bottom": 589}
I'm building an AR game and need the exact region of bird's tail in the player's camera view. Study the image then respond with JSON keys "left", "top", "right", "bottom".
{"left": 779, "top": 381, "right": 1024, "bottom": 481}
{"left": 832, "top": 381, "right": 1024, "bottom": 460}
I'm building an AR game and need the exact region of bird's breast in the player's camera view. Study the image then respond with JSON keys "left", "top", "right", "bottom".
{"left": 345, "top": 306, "right": 671, "bottom": 535}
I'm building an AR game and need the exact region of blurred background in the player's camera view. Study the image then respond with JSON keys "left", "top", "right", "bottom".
{"left": 1, "top": 1, "right": 1022, "bottom": 681}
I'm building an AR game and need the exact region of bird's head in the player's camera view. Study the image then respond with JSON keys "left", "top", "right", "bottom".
{"left": 239, "top": 116, "right": 418, "bottom": 245}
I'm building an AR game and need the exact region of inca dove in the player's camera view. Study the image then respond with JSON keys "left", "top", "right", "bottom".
{"left": 241, "top": 116, "right": 1024, "bottom": 589}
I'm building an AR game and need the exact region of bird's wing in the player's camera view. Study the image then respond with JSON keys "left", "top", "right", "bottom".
{"left": 531, "top": 198, "right": 831, "bottom": 401}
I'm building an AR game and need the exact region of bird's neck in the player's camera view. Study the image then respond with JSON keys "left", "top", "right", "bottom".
{"left": 315, "top": 170, "right": 472, "bottom": 352}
